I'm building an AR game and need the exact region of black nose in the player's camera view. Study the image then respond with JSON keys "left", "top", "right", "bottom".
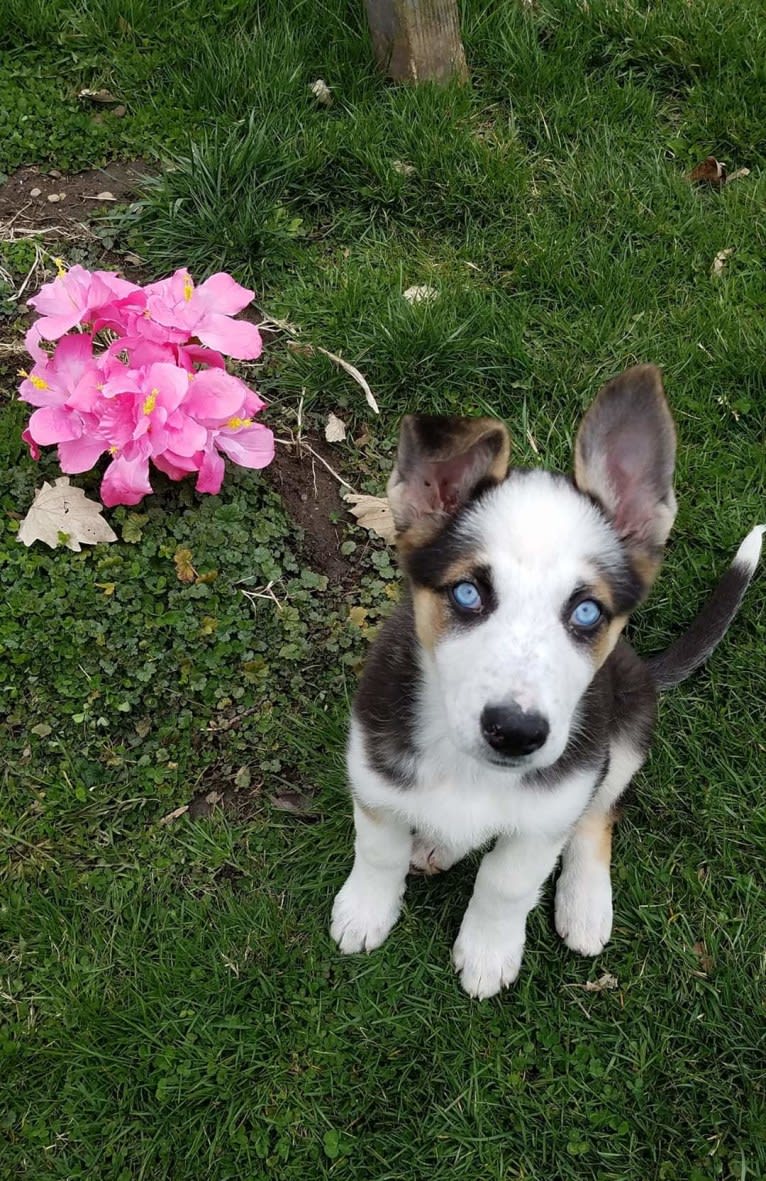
{"left": 480, "top": 704, "right": 549, "bottom": 758}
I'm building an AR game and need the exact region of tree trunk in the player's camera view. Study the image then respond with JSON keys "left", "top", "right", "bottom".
{"left": 365, "top": 0, "right": 468, "bottom": 84}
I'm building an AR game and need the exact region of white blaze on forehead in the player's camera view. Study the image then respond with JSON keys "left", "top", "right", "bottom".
{"left": 459, "top": 470, "right": 621, "bottom": 574}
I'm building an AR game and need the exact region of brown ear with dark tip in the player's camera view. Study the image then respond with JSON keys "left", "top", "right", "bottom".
{"left": 387, "top": 414, "right": 510, "bottom": 546}
{"left": 575, "top": 364, "right": 677, "bottom": 579}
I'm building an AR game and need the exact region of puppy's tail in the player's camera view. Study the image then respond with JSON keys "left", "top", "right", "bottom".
{"left": 647, "top": 525, "right": 764, "bottom": 691}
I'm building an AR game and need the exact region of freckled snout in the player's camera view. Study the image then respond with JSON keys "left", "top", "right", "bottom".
{"left": 480, "top": 703, "right": 549, "bottom": 759}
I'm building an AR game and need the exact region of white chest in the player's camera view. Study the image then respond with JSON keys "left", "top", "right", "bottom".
{"left": 348, "top": 720, "right": 597, "bottom": 851}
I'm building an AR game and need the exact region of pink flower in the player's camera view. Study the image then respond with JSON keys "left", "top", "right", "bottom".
{"left": 21, "top": 428, "right": 41, "bottom": 461}
{"left": 20, "top": 264, "right": 273, "bottom": 506}
{"left": 145, "top": 270, "right": 263, "bottom": 359}
{"left": 22, "top": 334, "right": 108, "bottom": 473}
{"left": 101, "top": 453, "right": 154, "bottom": 508}
{"left": 19, "top": 332, "right": 98, "bottom": 409}
{"left": 25, "top": 265, "right": 142, "bottom": 360}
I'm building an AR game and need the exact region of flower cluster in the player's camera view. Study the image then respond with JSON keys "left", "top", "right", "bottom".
{"left": 19, "top": 265, "right": 274, "bottom": 506}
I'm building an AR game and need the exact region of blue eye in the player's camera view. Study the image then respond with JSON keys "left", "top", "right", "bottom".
{"left": 450, "top": 581, "right": 482, "bottom": 612}
{"left": 570, "top": 599, "right": 602, "bottom": 629}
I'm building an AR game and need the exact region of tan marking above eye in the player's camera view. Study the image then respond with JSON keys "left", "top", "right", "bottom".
{"left": 412, "top": 586, "right": 449, "bottom": 652}
{"left": 589, "top": 574, "right": 616, "bottom": 616}
{"left": 591, "top": 614, "right": 629, "bottom": 669}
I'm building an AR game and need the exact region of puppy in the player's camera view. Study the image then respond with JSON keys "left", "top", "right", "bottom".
{"left": 331, "top": 365, "right": 763, "bottom": 998}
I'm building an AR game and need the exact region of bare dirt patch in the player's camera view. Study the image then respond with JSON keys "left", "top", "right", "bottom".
{"left": 267, "top": 438, "right": 354, "bottom": 583}
{"left": 0, "top": 161, "right": 150, "bottom": 236}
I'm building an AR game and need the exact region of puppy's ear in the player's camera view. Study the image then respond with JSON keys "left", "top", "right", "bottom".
{"left": 388, "top": 414, "right": 510, "bottom": 546}
{"left": 575, "top": 364, "right": 677, "bottom": 576}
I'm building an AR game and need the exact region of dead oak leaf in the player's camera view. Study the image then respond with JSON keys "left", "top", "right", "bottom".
{"left": 268, "top": 788, "right": 320, "bottom": 821}
{"left": 688, "top": 156, "right": 727, "bottom": 187}
{"left": 173, "top": 547, "right": 196, "bottom": 582}
{"left": 712, "top": 247, "right": 735, "bottom": 276}
{"left": 17, "top": 478, "right": 117, "bottom": 551}
{"left": 692, "top": 941, "right": 714, "bottom": 975}
{"left": 348, "top": 605, "right": 369, "bottom": 629}
{"left": 78, "top": 87, "right": 120, "bottom": 104}
{"left": 325, "top": 412, "right": 347, "bottom": 443}
{"left": 309, "top": 79, "right": 332, "bottom": 107}
{"left": 569, "top": 972, "right": 619, "bottom": 993}
{"left": 403, "top": 285, "right": 438, "bottom": 304}
{"left": 343, "top": 491, "right": 397, "bottom": 544}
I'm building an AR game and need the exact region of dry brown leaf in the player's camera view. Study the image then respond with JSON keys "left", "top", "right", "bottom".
{"left": 574, "top": 973, "right": 619, "bottom": 993}
{"left": 18, "top": 478, "right": 117, "bottom": 551}
{"left": 158, "top": 803, "right": 189, "bottom": 826}
{"left": 315, "top": 346, "right": 379, "bottom": 414}
{"left": 78, "top": 87, "right": 119, "bottom": 103}
{"left": 310, "top": 79, "right": 332, "bottom": 106}
{"left": 692, "top": 941, "right": 714, "bottom": 975}
{"left": 348, "top": 605, "right": 369, "bottom": 628}
{"left": 343, "top": 491, "right": 397, "bottom": 543}
{"left": 688, "top": 156, "right": 727, "bottom": 187}
{"left": 403, "top": 285, "right": 438, "bottom": 304}
{"left": 324, "top": 412, "right": 347, "bottom": 443}
{"left": 392, "top": 160, "right": 416, "bottom": 176}
{"left": 173, "top": 547, "right": 196, "bottom": 582}
{"left": 712, "top": 247, "right": 735, "bottom": 276}
{"left": 268, "top": 789, "right": 320, "bottom": 820}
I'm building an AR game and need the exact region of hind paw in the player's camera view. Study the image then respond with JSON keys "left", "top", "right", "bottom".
{"left": 409, "top": 836, "right": 461, "bottom": 876}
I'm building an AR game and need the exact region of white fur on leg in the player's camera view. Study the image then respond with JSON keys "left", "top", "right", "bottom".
{"left": 556, "top": 740, "right": 644, "bottom": 956}
{"left": 331, "top": 803, "right": 412, "bottom": 954}
{"left": 452, "top": 832, "right": 566, "bottom": 998}
{"left": 555, "top": 858, "right": 613, "bottom": 956}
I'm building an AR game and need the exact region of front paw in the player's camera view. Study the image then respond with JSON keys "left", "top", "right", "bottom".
{"left": 331, "top": 874, "right": 402, "bottom": 954}
{"left": 452, "top": 915, "right": 525, "bottom": 999}
{"left": 555, "top": 865, "right": 613, "bottom": 956}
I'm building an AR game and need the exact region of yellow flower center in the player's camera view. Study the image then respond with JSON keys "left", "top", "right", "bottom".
{"left": 143, "top": 389, "right": 159, "bottom": 414}
{"left": 109, "top": 445, "right": 119, "bottom": 455}
{"left": 183, "top": 274, "right": 194, "bottom": 302}
{"left": 226, "top": 416, "right": 253, "bottom": 430}
{"left": 54, "top": 257, "right": 67, "bottom": 277}
{"left": 19, "top": 368, "right": 50, "bottom": 390}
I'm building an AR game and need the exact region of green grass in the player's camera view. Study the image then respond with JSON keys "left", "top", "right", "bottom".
{"left": 1, "top": 1, "right": 765, "bottom": 1178}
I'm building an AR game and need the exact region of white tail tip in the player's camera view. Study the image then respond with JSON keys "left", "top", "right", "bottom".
{"left": 734, "top": 525, "right": 766, "bottom": 572}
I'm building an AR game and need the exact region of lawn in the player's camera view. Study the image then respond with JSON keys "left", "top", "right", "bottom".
{"left": 1, "top": 2, "right": 765, "bottom": 1178}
